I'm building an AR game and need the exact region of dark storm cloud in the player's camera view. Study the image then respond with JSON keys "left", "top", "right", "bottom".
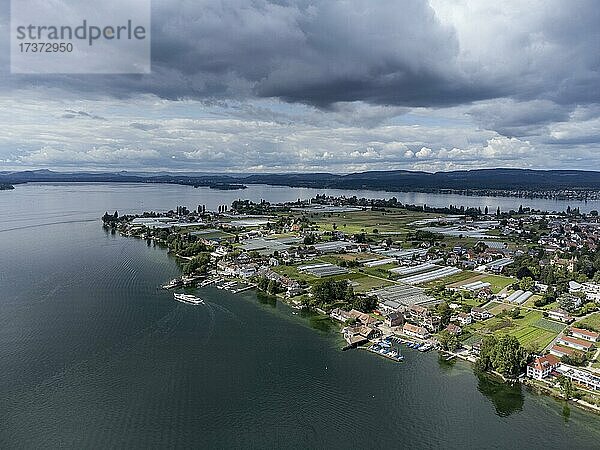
{"left": 2, "top": 0, "right": 600, "bottom": 173}
{"left": 2, "top": 0, "right": 497, "bottom": 106}
{"left": 3, "top": 0, "right": 599, "bottom": 113}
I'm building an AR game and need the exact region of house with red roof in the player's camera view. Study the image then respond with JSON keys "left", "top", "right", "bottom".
{"left": 527, "top": 354, "right": 561, "bottom": 380}
{"left": 549, "top": 345, "right": 576, "bottom": 358}
{"left": 557, "top": 335, "right": 594, "bottom": 352}
{"left": 570, "top": 327, "right": 599, "bottom": 342}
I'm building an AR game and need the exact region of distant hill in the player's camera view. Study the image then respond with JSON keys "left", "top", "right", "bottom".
{"left": 243, "top": 169, "right": 600, "bottom": 191}
{"left": 2, "top": 168, "right": 600, "bottom": 194}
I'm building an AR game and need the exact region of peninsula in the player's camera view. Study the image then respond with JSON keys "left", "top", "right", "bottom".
{"left": 103, "top": 194, "right": 600, "bottom": 414}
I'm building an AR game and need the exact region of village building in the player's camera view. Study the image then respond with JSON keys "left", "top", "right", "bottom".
{"left": 569, "top": 327, "right": 600, "bottom": 342}
{"left": 451, "top": 312, "right": 473, "bottom": 326}
{"left": 385, "top": 312, "right": 404, "bottom": 328}
{"left": 342, "top": 324, "right": 381, "bottom": 345}
{"left": 445, "top": 323, "right": 462, "bottom": 335}
{"left": 470, "top": 306, "right": 493, "bottom": 321}
{"left": 402, "top": 323, "right": 430, "bottom": 340}
{"left": 330, "top": 308, "right": 352, "bottom": 323}
{"left": 555, "top": 365, "right": 600, "bottom": 391}
{"left": 549, "top": 345, "right": 577, "bottom": 358}
{"left": 547, "top": 309, "right": 574, "bottom": 324}
{"left": 527, "top": 354, "right": 560, "bottom": 380}
{"left": 557, "top": 335, "right": 594, "bottom": 352}
{"left": 348, "top": 309, "right": 379, "bottom": 327}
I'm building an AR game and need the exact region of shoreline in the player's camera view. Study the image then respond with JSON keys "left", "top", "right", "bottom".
{"left": 105, "top": 203, "right": 600, "bottom": 420}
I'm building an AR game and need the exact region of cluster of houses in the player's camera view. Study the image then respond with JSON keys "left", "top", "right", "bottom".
{"left": 549, "top": 327, "right": 599, "bottom": 358}
{"left": 538, "top": 219, "right": 599, "bottom": 255}
{"left": 528, "top": 326, "right": 600, "bottom": 391}
{"left": 569, "top": 280, "right": 600, "bottom": 302}
{"left": 331, "top": 309, "right": 382, "bottom": 346}
{"left": 330, "top": 297, "right": 498, "bottom": 346}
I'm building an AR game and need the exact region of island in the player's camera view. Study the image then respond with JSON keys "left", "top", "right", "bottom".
{"left": 205, "top": 183, "right": 247, "bottom": 190}
{"left": 102, "top": 195, "right": 600, "bottom": 414}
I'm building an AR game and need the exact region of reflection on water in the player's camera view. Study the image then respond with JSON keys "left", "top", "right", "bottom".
{"left": 256, "top": 291, "right": 278, "bottom": 308}
{"left": 563, "top": 403, "right": 571, "bottom": 423}
{"left": 308, "top": 314, "right": 336, "bottom": 333}
{"left": 437, "top": 353, "right": 457, "bottom": 372}
{"left": 475, "top": 369, "right": 524, "bottom": 417}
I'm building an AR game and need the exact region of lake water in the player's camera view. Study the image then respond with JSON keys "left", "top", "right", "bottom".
{"left": 1, "top": 183, "right": 600, "bottom": 448}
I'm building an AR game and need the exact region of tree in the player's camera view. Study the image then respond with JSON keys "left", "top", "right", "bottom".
{"left": 476, "top": 335, "right": 527, "bottom": 377}
{"left": 557, "top": 375, "right": 574, "bottom": 400}
{"left": 182, "top": 253, "right": 212, "bottom": 275}
{"left": 311, "top": 279, "right": 354, "bottom": 309}
{"left": 438, "top": 330, "right": 460, "bottom": 351}
{"left": 303, "top": 234, "right": 316, "bottom": 245}
{"left": 508, "top": 307, "right": 521, "bottom": 319}
{"left": 352, "top": 295, "right": 378, "bottom": 313}
{"left": 437, "top": 302, "right": 452, "bottom": 327}
{"left": 493, "top": 335, "right": 527, "bottom": 377}
{"left": 518, "top": 277, "right": 534, "bottom": 291}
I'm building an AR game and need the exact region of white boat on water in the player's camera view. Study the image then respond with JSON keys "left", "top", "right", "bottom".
{"left": 173, "top": 293, "right": 204, "bottom": 305}
{"left": 162, "top": 278, "right": 182, "bottom": 289}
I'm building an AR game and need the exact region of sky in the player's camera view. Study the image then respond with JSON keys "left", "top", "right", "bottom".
{"left": 1, "top": 0, "right": 599, "bottom": 173}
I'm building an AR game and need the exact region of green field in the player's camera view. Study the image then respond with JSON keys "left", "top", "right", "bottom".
{"left": 534, "top": 318, "right": 567, "bottom": 333}
{"left": 350, "top": 275, "right": 395, "bottom": 293}
{"left": 271, "top": 260, "right": 392, "bottom": 293}
{"left": 487, "top": 302, "right": 514, "bottom": 315}
{"left": 575, "top": 313, "right": 600, "bottom": 332}
{"left": 361, "top": 264, "right": 401, "bottom": 278}
{"left": 422, "top": 270, "right": 477, "bottom": 289}
{"left": 313, "top": 209, "right": 437, "bottom": 235}
{"left": 466, "top": 309, "right": 560, "bottom": 352}
{"left": 505, "top": 326, "right": 556, "bottom": 351}
{"left": 271, "top": 264, "right": 318, "bottom": 282}
{"left": 479, "top": 275, "right": 514, "bottom": 293}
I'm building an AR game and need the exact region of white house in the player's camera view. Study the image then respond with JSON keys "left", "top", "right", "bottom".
{"left": 527, "top": 354, "right": 560, "bottom": 380}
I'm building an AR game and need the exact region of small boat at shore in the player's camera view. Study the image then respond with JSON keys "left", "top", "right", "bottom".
{"left": 162, "top": 278, "right": 183, "bottom": 289}
{"left": 174, "top": 293, "right": 204, "bottom": 305}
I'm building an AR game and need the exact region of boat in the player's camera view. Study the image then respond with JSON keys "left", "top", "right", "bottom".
{"left": 173, "top": 293, "right": 204, "bottom": 305}
{"left": 162, "top": 278, "right": 183, "bottom": 289}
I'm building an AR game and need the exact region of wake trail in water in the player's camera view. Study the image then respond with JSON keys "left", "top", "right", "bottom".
{"left": 0, "top": 218, "right": 98, "bottom": 233}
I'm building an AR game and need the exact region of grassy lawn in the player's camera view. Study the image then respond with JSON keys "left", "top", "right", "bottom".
{"left": 488, "top": 302, "right": 515, "bottom": 315}
{"left": 313, "top": 209, "right": 438, "bottom": 235}
{"left": 271, "top": 264, "right": 318, "bottom": 282}
{"left": 194, "top": 230, "right": 236, "bottom": 240}
{"left": 480, "top": 274, "right": 514, "bottom": 293}
{"left": 350, "top": 275, "right": 395, "bottom": 293}
{"left": 462, "top": 334, "right": 483, "bottom": 346}
{"left": 483, "top": 301, "right": 500, "bottom": 310}
{"left": 461, "top": 297, "right": 489, "bottom": 307}
{"left": 575, "top": 312, "right": 600, "bottom": 332}
{"left": 467, "top": 309, "right": 560, "bottom": 352}
{"left": 422, "top": 270, "right": 477, "bottom": 289}
{"left": 361, "top": 264, "right": 400, "bottom": 278}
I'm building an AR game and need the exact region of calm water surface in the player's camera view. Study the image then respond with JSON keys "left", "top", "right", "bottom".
{"left": 1, "top": 183, "right": 600, "bottom": 448}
